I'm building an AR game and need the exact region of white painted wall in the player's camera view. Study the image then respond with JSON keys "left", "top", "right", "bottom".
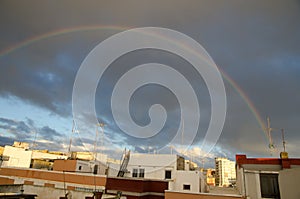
{"left": 244, "top": 172, "right": 260, "bottom": 199}
{"left": 236, "top": 166, "right": 282, "bottom": 199}
{"left": 171, "top": 170, "right": 201, "bottom": 192}
{"left": 115, "top": 153, "right": 206, "bottom": 193}
{"left": 279, "top": 168, "right": 300, "bottom": 199}
{"left": 2, "top": 146, "right": 32, "bottom": 168}
{"left": 75, "top": 160, "right": 93, "bottom": 173}
{"left": 124, "top": 154, "right": 178, "bottom": 180}
{"left": 74, "top": 160, "right": 107, "bottom": 175}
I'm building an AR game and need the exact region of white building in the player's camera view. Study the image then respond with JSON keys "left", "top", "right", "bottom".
{"left": 2, "top": 146, "right": 33, "bottom": 168}
{"left": 215, "top": 157, "right": 236, "bottom": 187}
{"left": 124, "top": 153, "right": 185, "bottom": 180}
{"left": 1, "top": 144, "right": 68, "bottom": 168}
{"left": 236, "top": 154, "right": 300, "bottom": 199}
{"left": 109, "top": 153, "right": 207, "bottom": 193}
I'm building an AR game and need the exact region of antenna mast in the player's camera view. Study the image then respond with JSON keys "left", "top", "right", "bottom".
{"left": 68, "top": 120, "right": 75, "bottom": 153}
{"left": 94, "top": 123, "right": 105, "bottom": 161}
{"left": 266, "top": 117, "right": 275, "bottom": 149}
{"left": 281, "top": 129, "right": 286, "bottom": 152}
{"left": 181, "top": 117, "right": 184, "bottom": 154}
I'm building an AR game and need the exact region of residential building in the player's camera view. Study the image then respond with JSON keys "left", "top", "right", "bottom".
{"left": 215, "top": 157, "right": 236, "bottom": 187}
{"left": 53, "top": 159, "right": 107, "bottom": 175}
{"left": 108, "top": 153, "right": 209, "bottom": 193}
{"left": 123, "top": 153, "right": 185, "bottom": 180}
{"left": 1, "top": 145, "right": 68, "bottom": 169}
{"left": 236, "top": 154, "right": 300, "bottom": 199}
{"left": 205, "top": 168, "right": 216, "bottom": 186}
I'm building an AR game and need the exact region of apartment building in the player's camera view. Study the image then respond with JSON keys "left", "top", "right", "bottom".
{"left": 215, "top": 157, "right": 236, "bottom": 187}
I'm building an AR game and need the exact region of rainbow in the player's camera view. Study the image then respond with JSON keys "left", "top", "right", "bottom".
{"left": 219, "top": 68, "right": 268, "bottom": 140}
{"left": 0, "top": 25, "right": 131, "bottom": 58}
{"left": 0, "top": 25, "right": 268, "bottom": 144}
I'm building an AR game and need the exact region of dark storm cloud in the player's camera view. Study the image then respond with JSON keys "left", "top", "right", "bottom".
{"left": 0, "top": 135, "right": 14, "bottom": 146}
{"left": 39, "top": 126, "right": 62, "bottom": 141}
{"left": 0, "top": 117, "right": 64, "bottom": 150}
{"left": 0, "top": 0, "right": 299, "bottom": 160}
{"left": 0, "top": 117, "right": 32, "bottom": 140}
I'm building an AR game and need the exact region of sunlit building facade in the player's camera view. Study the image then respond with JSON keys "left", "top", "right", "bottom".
{"left": 215, "top": 157, "right": 236, "bottom": 187}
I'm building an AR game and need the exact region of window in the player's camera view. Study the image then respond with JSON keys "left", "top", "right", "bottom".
{"left": 132, "top": 168, "right": 138, "bottom": 177}
{"left": 132, "top": 168, "right": 144, "bottom": 178}
{"left": 183, "top": 184, "right": 191, "bottom": 190}
{"left": 260, "top": 173, "right": 280, "bottom": 198}
{"left": 139, "top": 168, "right": 145, "bottom": 178}
{"left": 78, "top": 166, "right": 82, "bottom": 170}
{"left": 165, "top": 170, "right": 172, "bottom": 179}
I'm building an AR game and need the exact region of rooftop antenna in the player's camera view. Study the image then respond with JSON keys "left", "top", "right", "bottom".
{"left": 181, "top": 117, "right": 184, "bottom": 154}
{"left": 31, "top": 129, "right": 38, "bottom": 150}
{"left": 68, "top": 120, "right": 75, "bottom": 153}
{"left": 94, "top": 123, "right": 105, "bottom": 161}
{"left": 266, "top": 117, "right": 275, "bottom": 150}
{"left": 281, "top": 129, "right": 286, "bottom": 152}
{"left": 280, "top": 129, "right": 289, "bottom": 159}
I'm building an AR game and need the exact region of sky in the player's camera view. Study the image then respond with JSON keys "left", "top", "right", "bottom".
{"left": 0, "top": 0, "right": 300, "bottom": 166}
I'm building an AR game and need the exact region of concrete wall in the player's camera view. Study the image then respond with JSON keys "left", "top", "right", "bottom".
{"left": 53, "top": 159, "right": 107, "bottom": 175}
{"left": 53, "top": 160, "right": 77, "bottom": 172}
{"left": 0, "top": 184, "right": 23, "bottom": 193}
{"left": 244, "top": 172, "right": 260, "bottom": 199}
{"left": 75, "top": 160, "right": 93, "bottom": 173}
{"left": 279, "top": 168, "right": 300, "bottom": 199}
{"left": 123, "top": 154, "right": 178, "bottom": 180}
{"left": 2, "top": 146, "right": 32, "bottom": 168}
{"left": 165, "top": 190, "right": 244, "bottom": 199}
{"left": 108, "top": 154, "right": 204, "bottom": 193}
{"left": 0, "top": 167, "right": 107, "bottom": 199}
{"left": 23, "top": 184, "right": 95, "bottom": 199}
{"left": 32, "top": 151, "right": 68, "bottom": 160}
{"left": 171, "top": 170, "right": 200, "bottom": 192}
{"left": 236, "top": 168, "right": 281, "bottom": 199}
{"left": 122, "top": 154, "right": 188, "bottom": 179}
{"left": 106, "top": 177, "right": 167, "bottom": 199}
{"left": 0, "top": 167, "right": 106, "bottom": 187}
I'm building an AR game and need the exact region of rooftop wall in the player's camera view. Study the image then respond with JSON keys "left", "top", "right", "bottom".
{"left": 236, "top": 154, "right": 300, "bottom": 169}
{"left": 165, "top": 190, "right": 244, "bottom": 199}
{"left": 106, "top": 177, "right": 168, "bottom": 199}
{"left": 0, "top": 167, "right": 106, "bottom": 187}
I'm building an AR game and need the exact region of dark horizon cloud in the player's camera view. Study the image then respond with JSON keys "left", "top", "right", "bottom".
{"left": 0, "top": 117, "right": 64, "bottom": 150}
{"left": 0, "top": 0, "right": 300, "bottom": 164}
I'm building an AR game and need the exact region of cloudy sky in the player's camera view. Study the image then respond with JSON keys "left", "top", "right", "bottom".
{"left": 0, "top": 0, "right": 299, "bottom": 166}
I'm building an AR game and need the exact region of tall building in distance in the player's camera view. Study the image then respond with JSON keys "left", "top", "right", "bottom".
{"left": 215, "top": 157, "right": 236, "bottom": 187}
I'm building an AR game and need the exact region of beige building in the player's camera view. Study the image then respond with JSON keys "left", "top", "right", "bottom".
{"left": 215, "top": 157, "right": 236, "bottom": 187}
{"left": 206, "top": 168, "right": 216, "bottom": 186}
